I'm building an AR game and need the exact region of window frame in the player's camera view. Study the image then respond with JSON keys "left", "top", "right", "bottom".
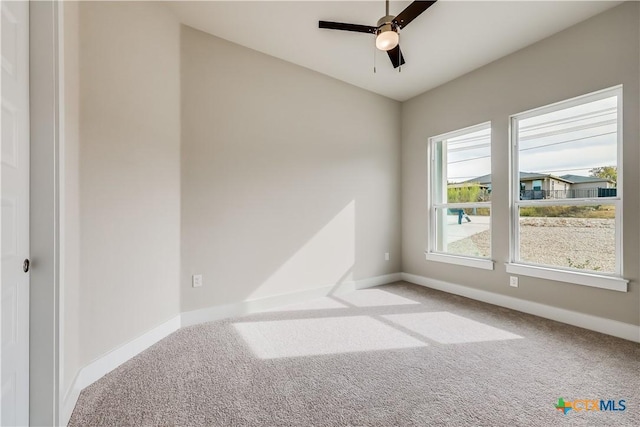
{"left": 426, "top": 122, "right": 494, "bottom": 270}
{"left": 507, "top": 85, "right": 627, "bottom": 292}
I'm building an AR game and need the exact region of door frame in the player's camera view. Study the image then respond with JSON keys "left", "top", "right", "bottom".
{"left": 29, "top": 1, "right": 61, "bottom": 425}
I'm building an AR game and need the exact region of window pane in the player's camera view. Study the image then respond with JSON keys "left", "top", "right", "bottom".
{"left": 435, "top": 207, "right": 490, "bottom": 258}
{"left": 443, "top": 127, "right": 491, "bottom": 203}
{"left": 518, "top": 96, "right": 617, "bottom": 201}
{"left": 518, "top": 204, "right": 615, "bottom": 273}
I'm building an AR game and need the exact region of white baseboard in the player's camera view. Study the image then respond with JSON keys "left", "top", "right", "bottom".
{"left": 400, "top": 272, "right": 640, "bottom": 343}
{"left": 60, "top": 273, "right": 401, "bottom": 425}
{"left": 60, "top": 315, "right": 181, "bottom": 426}
{"left": 181, "top": 273, "right": 402, "bottom": 327}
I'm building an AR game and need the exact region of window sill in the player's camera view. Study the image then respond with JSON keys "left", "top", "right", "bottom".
{"left": 425, "top": 252, "right": 494, "bottom": 270}
{"left": 505, "top": 263, "right": 628, "bottom": 292}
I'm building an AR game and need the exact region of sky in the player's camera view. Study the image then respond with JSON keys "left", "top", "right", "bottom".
{"left": 445, "top": 96, "right": 618, "bottom": 183}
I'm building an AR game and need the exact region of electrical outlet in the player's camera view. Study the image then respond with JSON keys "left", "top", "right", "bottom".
{"left": 385, "top": 252, "right": 390, "bottom": 261}
{"left": 509, "top": 276, "right": 519, "bottom": 288}
{"left": 192, "top": 274, "right": 203, "bottom": 288}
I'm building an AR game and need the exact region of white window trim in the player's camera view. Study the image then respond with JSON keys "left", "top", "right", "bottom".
{"left": 505, "top": 263, "right": 628, "bottom": 292}
{"left": 426, "top": 252, "right": 494, "bottom": 270}
{"left": 509, "top": 85, "right": 624, "bottom": 291}
{"left": 427, "top": 122, "right": 494, "bottom": 269}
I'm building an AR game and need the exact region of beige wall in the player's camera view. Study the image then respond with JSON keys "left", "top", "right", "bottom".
{"left": 180, "top": 26, "right": 401, "bottom": 311}
{"left": 61, "top": 0, "right": 81, "bottom": 403}
{"left": 78, "top": 1, "right": 181, "bottom": 364}
{"left": 402, "top": 2, "right": 640, "bottom": 325}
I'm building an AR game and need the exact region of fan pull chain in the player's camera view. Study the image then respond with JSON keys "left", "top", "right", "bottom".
{"left": 373, "top": 40, "right": 377, "bottom": 74}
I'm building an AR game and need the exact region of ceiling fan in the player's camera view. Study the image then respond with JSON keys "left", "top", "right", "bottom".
{"left": 319, "top": 1, "right": 437, "bottom": 69}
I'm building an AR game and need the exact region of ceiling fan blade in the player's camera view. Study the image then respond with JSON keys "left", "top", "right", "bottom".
{"left": 393, "top": 1, "right": 437, "bottom": 29}
{"left": 319, "top": 21, "right": 377, "bottom": 34}
{"left": 387, "top": 45, "right": 406, "bottom": 69}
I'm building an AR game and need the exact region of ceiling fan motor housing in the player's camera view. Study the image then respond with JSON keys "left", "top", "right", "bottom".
{"left": 376, "top": 15, "right": 399, "bottom": 51}
{"left": 376, "top": 15, "right": 397, "bottom": 33}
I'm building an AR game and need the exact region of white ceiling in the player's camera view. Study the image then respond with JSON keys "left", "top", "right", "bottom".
{"left": 167, "top": 1, "right": 621, "bottom": 101}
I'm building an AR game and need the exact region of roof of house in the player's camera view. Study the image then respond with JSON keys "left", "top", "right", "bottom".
{"left": 459, "top": 172, "right": 615, "bottom": 186}
{"left": 559, "top": 174, "right": 614, "bottom": 184}
{"left": 464, "top": 173, "right": 491, "bottom": 185}
{"left": 518, "top": 172, "right": 567, "bottom": 182}
{"left": 462, "top": 172, "right": 573, "bottom": 185}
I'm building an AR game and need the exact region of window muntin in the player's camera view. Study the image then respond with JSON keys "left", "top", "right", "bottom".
{"left": 429, "top": 123, "right": 491, "bottom": 261}
{"left": 511, "top": 87, "right": 622, "bottom": 276}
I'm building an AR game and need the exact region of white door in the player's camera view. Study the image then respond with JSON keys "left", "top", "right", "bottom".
{"left": 1, "top": 0, "right": 30, "bottom": 425}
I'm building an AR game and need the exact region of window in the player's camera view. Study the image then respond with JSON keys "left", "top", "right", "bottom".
{"left": 509, "top": 86, "right": 626, "bottom": 291}
{"left": 427, "top": 123, "right": 492, "bottom": 270}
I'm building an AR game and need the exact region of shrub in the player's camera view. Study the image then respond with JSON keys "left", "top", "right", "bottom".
{"left": 519, "top": 205, "right": 614, "bottom": 219}
{"left": 448, "top": 183, "right": 485, "bottom": 203}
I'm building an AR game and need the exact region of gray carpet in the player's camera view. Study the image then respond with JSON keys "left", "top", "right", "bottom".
{"left": 69, "top": 282, "right": 640, "bottom": 426}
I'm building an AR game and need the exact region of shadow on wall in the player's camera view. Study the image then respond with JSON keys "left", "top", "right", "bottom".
{"left": 246, "top": 200, "right": 356, "bottom": 300}
{"left": 181, "top": 187, "right": 379, "bottom": 310}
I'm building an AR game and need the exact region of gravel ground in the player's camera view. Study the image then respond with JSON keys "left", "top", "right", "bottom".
{"left": 448, "top": 217, "right": 615, "bottom": 272}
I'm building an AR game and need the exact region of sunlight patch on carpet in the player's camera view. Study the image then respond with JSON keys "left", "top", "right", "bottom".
{"left": 233, "top": 316, "right": 427, "bottom": 359}
{"left": 270, "top": 297, "right": 348, "bottom": 312}
{"left": 383, "top": 312, "right": 523, "bottom": 344}
{"left": 333, "top": 289, "right": 420, "bottom": 308}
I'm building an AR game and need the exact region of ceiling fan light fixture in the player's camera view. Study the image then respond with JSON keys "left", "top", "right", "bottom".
{"left": 375, "top": 23, "right": 399, "bottom": 51}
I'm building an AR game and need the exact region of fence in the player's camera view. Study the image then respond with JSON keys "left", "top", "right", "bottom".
{"left": 520, "top": 188, "right": 616, "bottom": 200}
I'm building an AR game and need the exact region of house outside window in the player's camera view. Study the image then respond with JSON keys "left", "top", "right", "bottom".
{"left": 426, "top": 123, "right": 493, "bottom": 270}
{"left": 507, "top": 86, "right": 626, "bottom": 291}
